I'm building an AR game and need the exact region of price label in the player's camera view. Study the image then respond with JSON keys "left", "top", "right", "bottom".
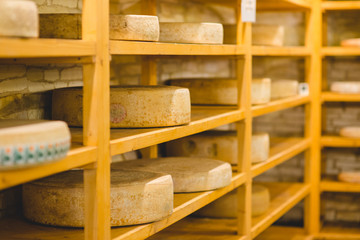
{"left": 241, "top": 0, "right": 256, "bottom": 23}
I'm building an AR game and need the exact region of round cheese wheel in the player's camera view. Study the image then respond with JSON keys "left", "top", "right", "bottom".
{"left": 252, "top": 24, "right": 285, "bottom": 47}
{"left": 330, "top": 81, "right": 360, "bottom": 94}
{"left": 252, "top": 78, "right": 271, "bottom": 105}
{"left": 338, "top": 172, "right": 360, "bottom": 184}
{"left": 23, "top": 169, "right": 173, "bottom": 227}
{"left": 168, "top": 79, "right": 237, "bottom": 105}
{"left": 159, "top": 22, "right": 223, "bottom": 44}
{"left": 166, "top": 131, "right": 269, "bottom": 165}
{"left": 0, "top": 120, "right": 70, "bottom": 170}
{"left": 271, "top": 80, "right": 299, "bottom": 100}
{"left": 194, "top": 184, "right": 270, "bottom": 218}
{"left": 112, "top": 157, "right": 232, "bottom": 193}
{"left": 52, "top": 86, "right": 191, "bottom": 128}
{"left": 0, "top": 0, "right": 39, "bottom": 38}
{"left": 339, "top": 126, "right": 360, "bottom": 138}
{"left": 341, "top": 38, "right": 360, "bottom": 47}
{"left": 110, "top": 15, "right": 159, "bottom": 41}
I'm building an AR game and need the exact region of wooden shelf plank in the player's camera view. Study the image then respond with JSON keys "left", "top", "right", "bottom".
{"left": 252, "top": 46, "right": 311, "bottom": 56}
{"left": 322, "top": 1, "right": 360, "bottom": 10}
{"left": 254, "top": 226, "right": 308, "bottom": 240}
{"left": 321, "top": 136, "right": 360, "bottom": 147}
{"left": 0, "top": 143, "right": 97, "bottom": 190}
{"left": 319, "top": 222, "right": 360, "bottom": 239}
{"left": 110, "top": 41, "right": 245, "bottom": 56}
{"left": 322, "top": 47, "right": 360, "bottom": 56}
{"left": 251, "top": 95, "right": 310, "bottom": 118}
{"left": 251, "top": 182, "right": 310, "bottom": 238}
{"left": 0, "top": 38, "right": 96, "bottom": 58}
{"left": 322, "top": 92, "right": 360, "bottom": 102}
{"left": 251, "top": 138, "right": 311, "bottom": 177}
{"left": 321, "top": 180, "right": 360, "bottom": 193}
{"left": 108, "top": 106, "right": 244, "bottom": 155}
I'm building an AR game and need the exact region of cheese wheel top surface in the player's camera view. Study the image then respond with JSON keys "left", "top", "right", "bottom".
{"left": 341, "top": 38, "right": 360, "bottom": 47}
{"left": 338, "top": 172, "right": 360, "bottom": 183}
{"left": 339, "top": 126, "right": 360, "bottom": 138}
{"left": 330, "top": 81, "right": 360, "bottom": 94}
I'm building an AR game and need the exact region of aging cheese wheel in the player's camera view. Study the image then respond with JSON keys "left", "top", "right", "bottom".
{"left": 52, "top": 86, "right": 191, "bottom": 128}
{"left": 195, "top": 184, "right": 270, "bottom": 218}
{"left": 0, "top": 0, "right": 39, "bottom": 38}
{"left": 112, "top": 157, "right": 232, "bottom": 193}
{"left": 0, "top": 120, "right": 70, "bottom": 170}
{"left": 23, "top": 169, "right": 173, "bottom": 227}
{"left": 339, "top": 127, "right": 360, "bottom": 138}
{"left": 330, "top": 81, "right": 360, "bottom": 94}
{"left": 338, "top": 172, "right": 360, "bottom": 184}
{"left": 168, "top": 78, "right": 237, "bottom": 105}
{"left": 165, "top": 131, "right": 270, "bottom": 165}
{"left": 252, "top": 78, "right": 271, "bottom": 105}
{"left": 271, "top": 80, "right": 299, "bottom": 100}
{"left": 159, "top": 22, "right": 223, "bottom": 44}
{"left": 341, "top": 38, "right": 360, "bottom": 47}
{"left": 252, "top": 24, "right": 285, "bottom": 47}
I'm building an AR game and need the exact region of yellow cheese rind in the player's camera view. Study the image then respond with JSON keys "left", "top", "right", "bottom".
{"left": 339, "top": 127, "right": 360, "bottom": 138}
{"left": 23, "top": 169, "right": 173, "bottom": 227}
{"left": 252, "top": 78, "right": 271, "bottom": 105}
{"left": 271, "top": 80, "right": 299, "bottom": 100}
{"left": 0, "top": 0, "right": 39, "bottom": 38}
{"left": 252, "top": 24, "right": 285, "bottom": 47}
{"left": 195, "top": 184, "right": 270, "bottom": 218}
{"left": 165, "top": 131, "right": 269, "bottom": 165}
{"left": 341, "top": 38, "right": 360, "bottom": 47}
{"left": 168, "top": 78, "right": 237, "bottom": 105}
{"left": 159, "top": 22, "right": 223, "bottom": 44}
{"left": 338, "top": 172, "right": 360, "bottom": 184}
{"left": 112, "top": 157, "right": 232, "bottom": 193}
{"left": 330, "top": 81, "right": 360, "bottom": 94}
{"left": 52, "top": 86, "right": 191, "bottom": 128}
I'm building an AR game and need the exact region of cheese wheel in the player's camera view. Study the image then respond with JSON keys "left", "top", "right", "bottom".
{"left": 252, "top": 78, "right": 271, "bottom": 105}
{"left": 52, "top": 86, "right": 191, "bottom": 128}
{"left": 168, "top": 79, "right": 237, "bottom": 105}
{"left": 330, "top": 81, "right": 360, "bottom": 94}
{"left": 338, "top": 172, "right": 360, "bottom": 184}
{"left": 271, "top": 80, "right": 299, "bottom": 100}
{"left": 339, "top": 127, "right": 360, "bottom": 138}
{"left": 0, "top": 0, "right": 39, "bottom": 38}
{"left": 159, "top": 22, "right": 223, "bottom": 44}
{"left": 23, "top": 169, "right": 173, "bottom": 227}
{"left": 341, "top": 38, "right": 360, "bottom": 47}
{"left": 0, "top": 120, "right": 70, "bottom": 170}
{"left": 252, "top": 24, "right": 285, "bottom": 47}
{"left": 165, "top": 131, "right": 270, "bottom": 165}
{"left": 195, "top": 184, "right": 270, "bottom": 218}
{"left": 112, "top": 157, "right": 232, "bottom": 193}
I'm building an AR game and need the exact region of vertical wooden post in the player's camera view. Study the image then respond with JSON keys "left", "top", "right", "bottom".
{"left": 82, "top": 0, "right": 111, "bottom": 238}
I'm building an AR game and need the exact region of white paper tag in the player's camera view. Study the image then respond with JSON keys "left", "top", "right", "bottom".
{"left": 241, "top": 0, "right": 256, "bottom": 23}
{"left": 298, "top": 83, "right": 309, "bottom": 96}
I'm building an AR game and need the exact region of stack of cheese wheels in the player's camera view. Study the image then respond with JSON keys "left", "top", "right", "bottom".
{"left": 40, "top": 14, "right": 159, "bottom": 41}
{"left": 52, "top": 86, "right": 191, "bottom": 128}
{"left": 112, "top": 157, "right": 232, "bottom": 193}
{"left": 159, "top": 22, "right": 223, "bottom": 44}
{"left": 0, "top": 0, "right": 39, "bottom": 38}
{"left": 252, "top": 78, "right": 271, "bottom": 105}
{"left": 23, "top": 169, "right": 173, "bottom": 227}
{"left": 338, "top": 172, "right": 360, "bottom": 183}
{"left": 330, "top": 81, "right": 360, "bottom": 94}
{"left": 252, "top": 24, "right": 285, "bottom": 46}
{"left": 341, "top": 38, "right": 360, "bottom": 47}
{"left": 165, "top": 131, "right": 270, "bottom": 165}
{"left": 271, "top": 80, "right": 299, "bottom": 100}
{"left": 339, "top": 127, "right": 360, "bottom": 138}
{"left": 195, "top": 184, "right": 270, "bottom": 218}
{"left": 0, "top": 120, "right": 70, "bottom": 170}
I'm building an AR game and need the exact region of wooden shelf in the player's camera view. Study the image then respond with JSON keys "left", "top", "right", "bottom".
{"left": 321, "top": 180, "right": 360, "bottom": 192}
{"left": 322, "top": 92, "right": 360, "bottom": 102}
{"left": 0, "top": 38, "right": 96, "bottom": 58}
{"left": 251, "top": 137, "right": 311, "bottom": 177}
{"left": 254, "top": 226, "right": 307, "bottom": 240}
{"left": 0, "top": 143, "right": 97, "bottom": 191}
{"left": 321, "top": 136, "right": 360, "bottom": 147}
{"left": 322, "top": 47, "right": 360, "bottom": 56}
{"left": 251, "top": 182, "right": 310, "bottom": 238}
{"left": 322, "top": 1, "right": 360, "bottom": 10}
{"left": 251, "top": 95, "right": 310, "bottom": 118}
{"left": 318, "top": 222, "right": 360, "bottom": 239}
{"left": 257, "top": 0, "right": 312, "bottom": 10}
{"left": 110, "top": 41, "right": 245, "bottom": 56}
{"left": 252, "top": 46, "right": 311, "bottom": 56}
